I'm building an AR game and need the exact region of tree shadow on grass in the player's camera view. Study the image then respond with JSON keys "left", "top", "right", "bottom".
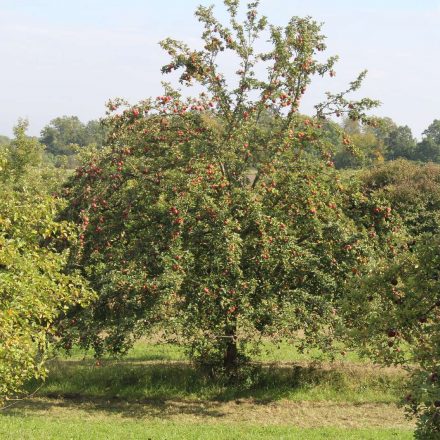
{"left": 3, "top": 396, "right": 228, "bottom": 420}
{"left": 1, "top": 357, "right": 405, "bottom": 425}
{"left": 2, "top": 365, "right": 332, "bottom": 421}
{"left": 20, "top": 359, "right": 388, "bottom": 404}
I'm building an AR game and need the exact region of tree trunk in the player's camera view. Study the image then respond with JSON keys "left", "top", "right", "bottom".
{"left": 223, "top": 327, "right": 238, "bottom": 372}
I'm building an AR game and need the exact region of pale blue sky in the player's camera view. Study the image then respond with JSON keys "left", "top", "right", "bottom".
{"left": 1, "top": 0, "right": 439, "bottom": 138}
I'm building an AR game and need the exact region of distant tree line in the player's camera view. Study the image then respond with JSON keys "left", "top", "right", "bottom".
{"left": 2, "top": 115, "right": 439, "bottom": 169}
{"left": 330, "top": 117, "right": 440, "bottom": 168}
{"left": 1, "top": 116, "right": 108, "bottom": 168}
{"left": 40, "top": 116, "right": 108, "bottom": 157}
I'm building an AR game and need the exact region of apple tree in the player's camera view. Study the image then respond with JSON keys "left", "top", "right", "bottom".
{"left": 60, "top": 0, "right": 382, "bottom": 375}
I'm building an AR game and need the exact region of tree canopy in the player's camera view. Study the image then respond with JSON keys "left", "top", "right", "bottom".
{"left": 59, "top": 0, "right": 384, "bottom": 376}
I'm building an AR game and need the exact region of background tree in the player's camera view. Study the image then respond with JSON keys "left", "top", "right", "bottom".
{"left": 333, "top": 117, "right": 385, "bottom": 168}
{"left": 358, "top": 160, "right": 440, "bottom": 236}
{"left": 371, "top": 116, "right": 397, "bottom": 142}
{"left": 411, "top": 119, "right": 440, "bottom": 163}
{"left": 384, "top": 125, "right": 416, "bottom": 161}
{"left": 340, "top": 159, "right": 440, "bottom": 438}
{"left": 40, "top": 116, "right": 108, "bottom": 165}
{"left": 5, "top": 120, "right": 43, "bottom": 179}
{"left": 415, "top": 138, "right": 440, "bottom": 163}
{"left": 0, "top": 123, "right": 93, "bottom": 404}
{"left": 333, "top": 117, "right": 419, "bottom": 167}
{"left": 422, "top": 119, "right": 440, "bottom": 145}
{"left": 40, "top": 116, "right": 87, "bottom": 157}
{"left": 84, "top": 119, "right": 108, "bottom": 147}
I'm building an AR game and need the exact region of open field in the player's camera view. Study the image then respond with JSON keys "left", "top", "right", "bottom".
{"left": 0, "top": 340, "right": 415, "bottom": 439}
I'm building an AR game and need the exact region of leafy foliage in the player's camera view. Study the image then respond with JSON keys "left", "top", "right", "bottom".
{"left": 384, "top": 125, "right": 416, "bottom": 161}
{"left": 40, "top": 116, "right": 108, "bottom": 168}
{"left": 340, "top": 160, "right": 440, "bottom": 438}
{"left": 359, "top": 160, "right": 440, "bottom": 236}
{"left": 332, "top": 117, "right": 417, "bottom": 169}
{"left": 414, "top": 138, "right": 440, "bottom": 163}
{"left": 60, "top": 0, "right": 382, "bottom": 376}
{"left": 0, "top": 123, "right": 93, "bottom": 403}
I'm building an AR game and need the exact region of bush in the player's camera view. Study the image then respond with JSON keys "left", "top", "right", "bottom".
{"left": 341, "top": 160, "right": 440, "bottom": 437}
{"left": 0, "top": 123, "right": 93, "bottom": 403}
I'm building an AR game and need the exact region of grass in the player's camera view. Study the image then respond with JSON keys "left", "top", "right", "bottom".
{"left": 254, "top": 340, "right": 364, "bottom": 364}
{"left": 64, "top": 341, "right": 187, "bottom": 363}
{"left": 1, "top": 340, "right": 415, "bottom": 439}
{"left": 30, "top": 339, "right": 405, "bottom": 404}
{"left": 28, "top": 358, "right": 405, "bottom": 404}
{"left": 62, "top": 339, "right": 364, "bottom": 364}
{"left": 0, "top": 415, "right": 414, "bottom": 440}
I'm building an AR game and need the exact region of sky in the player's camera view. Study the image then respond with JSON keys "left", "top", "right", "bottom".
{"left": 1, "top": 0, "right": 439, "bottom": 139}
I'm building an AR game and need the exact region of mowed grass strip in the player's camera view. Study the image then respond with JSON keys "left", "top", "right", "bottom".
{"left": 1, "top": 398, "right": 414, "bottom": 439}
{"left": 3, "top": 397, "right": 413, "bottom": 429}
{"left": 0, "top": 419, "right": 414, "bottom": 440}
